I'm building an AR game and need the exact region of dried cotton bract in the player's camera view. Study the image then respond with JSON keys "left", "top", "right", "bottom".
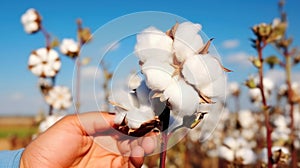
{"left": 111, "top": 22, "right": 229, "bottom": 136}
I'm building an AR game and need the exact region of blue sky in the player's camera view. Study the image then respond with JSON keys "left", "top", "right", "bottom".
{"left": 1, "top": 0, "right": 300, "bottom": 115}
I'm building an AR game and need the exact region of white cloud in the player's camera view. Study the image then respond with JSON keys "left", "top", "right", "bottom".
{"left": 102, "top": 41, "right": 120, "bottom": 52}
{"left": 226, "top": 52, "right": 252, "bottom": 68}
{"left": 222, "top": 39, "right": 240, "bottom": 49}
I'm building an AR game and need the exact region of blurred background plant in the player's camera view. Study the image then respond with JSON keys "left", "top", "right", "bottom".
{"left": 21, "top": 8, "right": 95, "bottom": 137}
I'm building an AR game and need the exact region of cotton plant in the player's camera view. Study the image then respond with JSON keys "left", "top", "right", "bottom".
{"left": 110, "top": 21, "right": 230, "bottom": 167}
{"left": 21, "top": 9, "right": 92, "bottom": 133}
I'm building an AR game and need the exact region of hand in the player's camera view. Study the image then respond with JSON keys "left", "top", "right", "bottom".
{"left": 20, "top": 112, "right": 157, "bottom": 168}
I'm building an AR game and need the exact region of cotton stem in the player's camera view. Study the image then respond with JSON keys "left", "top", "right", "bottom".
{"left": 257, "top": 42, "right": 273, "bottom": 168}
{"left": 159, "top": 107, "right": 170, "bottom": 168}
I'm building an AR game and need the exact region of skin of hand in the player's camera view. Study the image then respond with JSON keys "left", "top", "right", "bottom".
{"left": 20, "top": 112, "right": 157, "bottom": 168}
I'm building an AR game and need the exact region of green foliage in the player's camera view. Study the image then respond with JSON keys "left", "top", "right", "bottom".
{"left": 0, "top": 126, "right": 37, "bottom": 138}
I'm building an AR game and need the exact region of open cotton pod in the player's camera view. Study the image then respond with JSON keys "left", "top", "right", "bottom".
{"left": 109, "top": 21, "right": 229, "bottom": 138}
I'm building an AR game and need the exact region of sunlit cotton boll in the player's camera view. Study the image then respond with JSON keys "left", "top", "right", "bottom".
{"left": 173, "top": 22, "right": 204, "bottom": 62}
{"left": 272, "top": 127, "right": 291, "bottom": 142}
{"left": 241, "top": 129, "right": 256, "bottom": 141}
{"left": 200, "top": 75, "right": 226, "bottom": 98}
{"left": 271, "top": 114, "right": 289, "bottom": 129}
{"left": 135, "top": 26, "right": 173, "bottom": 63}
{"left": 21, "top": 8, "right": 41, "bottom": 34}
{"left": 248, "top": 88, "right": 262, "bottom": 103}
{"left": 182, "top": 54, "right": 224, "bottom": 97}
{"left": 219, "top": 145, "right": 235, "bottom": 162}
{"left": 45, "top": 86, "right": 72, "bottom": 110}
{"left": 142, "top": 60, "right": 175, "bottom": 91}
{"left": 238, "top": 109, "right": 255, "bottom": 128}
{"left": 28, "top": 48, "right": 61, "bottom": 77}
{"left": 249, "top": 77, "right": 274, "bottom": 102}
{"left": 228, "top": 82, "right": 240, "bottom": 96}
{"left": 160, "top": 79, "right": 200, "bottom": 117}
{"left": 111, "top": 81, "right": 156, "bottom": 129}
{"left": 60, "top": 38, "right": 79, "bottom": 58}
{"left": 235, "top": 147, "right": 257, "bottom": 165}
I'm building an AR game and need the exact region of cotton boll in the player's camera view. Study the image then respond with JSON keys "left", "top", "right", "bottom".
{"left": 142, "top": 60, "right": 175, "bottom": 91}
{"left": 110, "top": 89, "right": 138, "bottom": 111}
{"left": 21, "top": 8, "right": 41, "bottom": 34}
{"left": 24, "top": 22, "right": 39, "bottom": 34}
{"left": 173, "top": 22, "right": 204, "bottom": 62}
{"left": 223, "top": 136, "right": 238, "bottom": 150}
{"left": 260, "top": 146, "right": 290, "bottom": 164}
{"left": 111, "top": 81, "right": 156, "bottom": 129}
{"left": 272, "top": 115, "right": 289, "bottom": 129}
{"left": 135, "top": 26, "right": 173, "bottom": 63}
{"left": 235, "top": 148, "right": 257, "bottom": 165}
{"left": 248, "top": 88, "right": 262, "bottom": 102}
{"left": 253, "top": 77, "right": 274, "bottom": 93}
{"left": 219, "top": 146, "right": 234, "bottom": 162}
{"left": 278, "top": 84, "right": 288, "bottom": 96}
{"left": 28, "top": 48, "right": 61, "bottom": 78}
{"left": 241, "top": 129, "right": 255, "bottom": 140}
{"left": 182, "top": 54, "right": 223, "bottom": 90}
{"left": 126, "top": 106, "right": 155, "bottom": 129}
{"left": 272, "top": 146, "right": 290, "bottom": 154}
{"left": 39, "top": 114, "right": 64, "bottom": 133}
{"left": 162, "top": 80, "right": 199, "bottom": 117}
{"left": 238, "top": 110, "right": 255, "bottom": 128}
{"left": 236, "top": 137, "right": 248, "bottom": 148}
{"left": 263, "top": 78, "right": 275, "bottom": 92}
{"left": 271, "top": 127, "right": 291, "bottom": 141}
{"left": 228, "top": 82, "right": 240, "bottom": 96}
{"left": 60, "top": 38, "right": 79, "bottom": 57}
{"left": 199, "top": 74, "right": 226, "bottom": 98}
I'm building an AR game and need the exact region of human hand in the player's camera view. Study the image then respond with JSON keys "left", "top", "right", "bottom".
{"left": 20, "top": 112, "right": 157, "bottom": 168}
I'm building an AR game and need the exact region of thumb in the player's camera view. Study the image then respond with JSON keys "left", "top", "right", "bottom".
{"left": 76, "top": 111, "right": 117, "bottom": 136}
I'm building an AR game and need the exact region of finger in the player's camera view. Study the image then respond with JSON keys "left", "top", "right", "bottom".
{"left": 117, "top": 139, "right": 131, "bottom": 155}
{"left": 130, "top": 145, "right": 145, "bottom": 168}
{"left": 76, "top": 112, "right": 116, "bottom": 136}
{"left": 141, "top": 136, "right": 156, "bottom": 155}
